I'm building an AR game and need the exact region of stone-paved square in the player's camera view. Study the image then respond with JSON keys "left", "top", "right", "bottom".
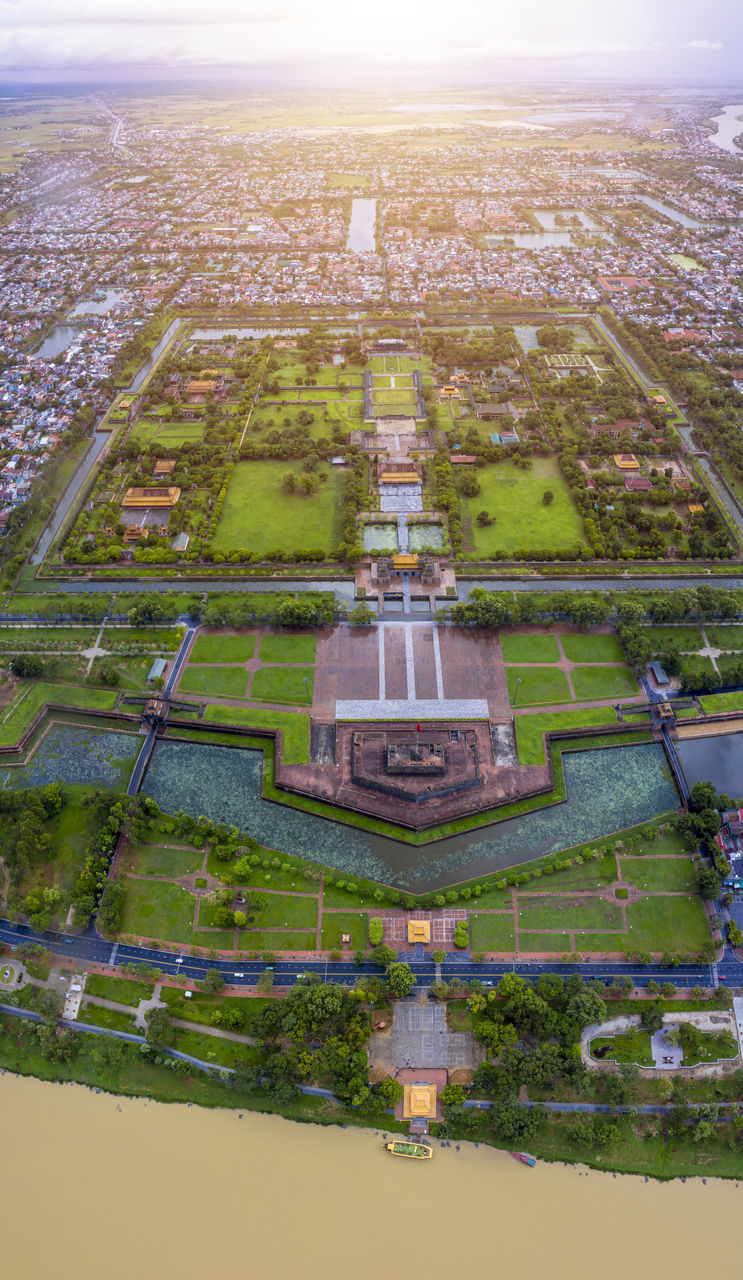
{"left": 369, "top": 998, "right": 485, "bottom": 1074}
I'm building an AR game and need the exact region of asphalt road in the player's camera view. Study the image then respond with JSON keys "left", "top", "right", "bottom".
{"left": 1, "top": 918, "right": 738, "bottom": 990}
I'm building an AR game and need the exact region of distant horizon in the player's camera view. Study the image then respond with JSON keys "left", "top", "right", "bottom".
{"left": 0, "top": 0, "right": 740, "bottom": 84}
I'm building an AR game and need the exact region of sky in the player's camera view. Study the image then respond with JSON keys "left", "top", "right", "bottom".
{"left": 0, "top": 0, "right": 740, "bottom": 83}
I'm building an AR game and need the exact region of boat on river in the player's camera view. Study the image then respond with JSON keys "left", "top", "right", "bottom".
{"left": 511, "top": 1151, "right": 536, "bottom": 1167}
{"left": 385, "top": 1140, "right": 433, "bottom": 1160}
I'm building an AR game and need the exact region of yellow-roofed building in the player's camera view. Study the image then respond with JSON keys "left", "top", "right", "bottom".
{"left": 614, "top": 453, "right": 639, "bottom": 469}
{"left": 408, "top": 919, "right": 431, "bottom": 944}
{"left": 379, "top": 471, "right": 420, "bottom": 484}
{"left": 122, "top": 487, "right": 181, "bottom": 508}
{"left": 403, "top": 1084, "right": 437, "bottom": 1120}
{"left": 392, "top": 553, "right": 418, "bottom": 571}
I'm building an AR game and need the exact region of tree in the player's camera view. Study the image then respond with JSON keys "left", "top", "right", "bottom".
{"left": 10, "top": 654, "right": 43, "bottom": 678}
{"left": 145, "top": 1007, "right": 174, "bottom": 1047}
{"left": 348, "top": 602, "right": 374, "bottom": 626}
{"left": 199, "top": 968, "right": 225, "bottom": 995}
{"left": 542, "top": 490, "right": 554, "bottom": 506}
{"left": 386, "top": 962, "right": 417, "bottom": 999}
{"left": 371, "top": 943, "right": 397, "bottom": 969}
{"left": 257, "top": 969, "right": 274, "bottom": 993}
{"left": 277, "top": 599, "right": 314, "bottom": 627}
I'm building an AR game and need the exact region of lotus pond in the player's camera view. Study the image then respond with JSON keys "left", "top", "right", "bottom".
{"left": 140, "top": 740, "right": 678, "bottom": 892}
{"left": 0, "top": 724, "right": 140, "bottom": 791}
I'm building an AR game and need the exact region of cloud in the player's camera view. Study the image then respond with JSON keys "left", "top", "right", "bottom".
{"left": 686, "top": 39, "right": 723, "bottom": 50}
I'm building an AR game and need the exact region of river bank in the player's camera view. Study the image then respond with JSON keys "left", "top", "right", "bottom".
{"left": 2, "top": 1016, "right": 743, "bottom": 1182}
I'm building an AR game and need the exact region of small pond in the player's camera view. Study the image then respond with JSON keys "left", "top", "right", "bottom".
{"left": 141, "top": 740, "right": 677, "bottom": 892}
{"left": 676, "top": 732, "right": 743, "bottom": 801}
{"left": 1, "top": 725, "right": 140, "bottom": 791}
{"left": 409, "top": 524, "right": 444, "bottom": 551}
{"left": 363, "top": 522, "right": 398, "bottom": 552}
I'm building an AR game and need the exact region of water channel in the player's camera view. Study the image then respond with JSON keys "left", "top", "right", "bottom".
{"left": 347, "top": 198, "right": 377, "bottom": 252}
{"left": 634, "top": 195, "right": 704, "bottom": 230}
{"left": 709, "top": 103, "right": 743, "bottom": 156}
{"left": 139, "top": 738, "right": 677, "bottom": 891}
{"left": 1, "top": 1073, "right": 740, "bottom": 1280}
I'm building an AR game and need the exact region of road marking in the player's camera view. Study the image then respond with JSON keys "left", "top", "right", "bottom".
{"left": 431, "top": 623, "right": 444, "bottom": 699}
{"left": 378, "top": 627, "right": 386, "bottom": 700}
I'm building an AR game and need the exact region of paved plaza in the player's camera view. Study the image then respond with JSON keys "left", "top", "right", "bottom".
{"left": 369, "top": 997, "right": 486, "bottom": 1074}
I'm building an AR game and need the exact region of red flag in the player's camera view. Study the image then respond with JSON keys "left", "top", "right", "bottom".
{"left": 416, "top": 722, "right": 422, "bottom": 732}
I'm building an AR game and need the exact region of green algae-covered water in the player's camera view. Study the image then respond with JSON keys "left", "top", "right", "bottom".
{"left": 140, "top": 740, "right": 677, "bottom": 891}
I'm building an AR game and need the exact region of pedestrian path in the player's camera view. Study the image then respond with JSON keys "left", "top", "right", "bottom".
{"left": 336, "top": 697, "right": 489, "bottom": 720}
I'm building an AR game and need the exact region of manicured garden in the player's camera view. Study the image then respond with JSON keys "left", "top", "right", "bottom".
{"left": 189, "top": 633, "right": 256, "bottom": 663}
{"left": 500, "top": 632, "right": 559, "bottom": 664}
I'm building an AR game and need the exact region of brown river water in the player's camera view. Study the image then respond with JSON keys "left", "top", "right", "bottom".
{"left": 1, "top": 1072, "right": 741, "bottom": 1279}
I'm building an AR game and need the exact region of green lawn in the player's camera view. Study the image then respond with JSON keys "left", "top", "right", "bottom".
{"left": 189, "top": 633, "right": 256, "bottom": 663}
{"left": 620, "top": 857, "right": 697, "bottom": 892}
{"left": 250, "top": 666, "right": 314, "bottom": 705}
{"left": 119, "top": 878, "right": 195, "bottom": 944}
{"left": 173, "top": 1028, "right": 260, "bottom": 1069}
{"left": 500, "top": 632, "right": 559, "bottom": 664}
{"left": 178, "top": 667, "right": 248, "bottom": 699}
{"left": 89, "top": 656, "right": 156, "bottom": 692}
{"left": 703, "top": 625, "right": 743, "bottom": 651}
{"left": 699, "top": 691, "right": 743, "bottom": 714}
{"left": 212, "top": 460, "right": 343, "bottom": 556}
{"left": 560, "top": 633, "right": 626, "bottom": 663}
{"left": 522, "top": 852, "right": 619, "bottom": 893}
{"left": 258, "top": 633, "right": 316, "bottom": 664}
{"left": 0, "top": 682, "right": 119, "bottom": 747}
{"left": 0, "top": 627, "right": 99, "bottom": 651}
{"left": 571, "top": 666, "right": 638, "bottom": 700}
{"left": 320, "top": 910, "right": 368, "bottom": 951}
{"left": 507, "top": 666, "right": 572, "bottom": 707}
{"left": 463, "top": 457, "right": 588, "bottom": 557}
{"left": 518, "top": 932, "right": 573, "bottom": 953}
{"left": 643, "top": 626, "right": 704, "bottom": 651}
{"left": 582, "top": 895, "right": 710, "bottom": 955}
{"left": 204, "top": 706, "right": 310, "bottom": 763}
{"left": 250, "top": 893, "right": 318, "bottom": 930}
{"left": 591, "top": 1029, "right": 653, "bottom": 1066}
{"left": 469, "top": 912, "right": 516, "bottom": 951}
{"left": 240, "top": 930, "right": 317, "bottom": 950}
{"left": 126, "top": 842, "right": 204, "bottom": 879}
{"left": 518, "top": 896, "right": 624, "bottom": 932}
{"left": 79, "top": 1005, "right": 139, "bottom": 1034}
{"left": 515, "top": 707, "right": 617, "bottom": 765}
{"left": 84, "top": 975, "right": 154, "bottom": 1005}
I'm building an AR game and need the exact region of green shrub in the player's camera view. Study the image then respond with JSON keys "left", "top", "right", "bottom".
{"left": 616, "top": 887, "right": 629, "bottom": 900}
{"left": 368, "top": 917, "right": 384, "bottom": 946}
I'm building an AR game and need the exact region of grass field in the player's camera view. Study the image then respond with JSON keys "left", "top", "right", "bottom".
{"left": 203, "top": 706, "right": 310, "bottom": 763}
{"left": 560, "top": 633, "right": 626, "bottom": 663}
{"left": 320, "top": 911, "right": 368, "bottom": 951}
{"left": 212, "top": 460, "right": 343, "bottom": 556}
{"left": 507, "top": 666, "right": 571, "bottom": 706}
{"left": 119, "top": 878, "right": 195, "bottom": 944}
{"left": 518, "top": 896, "right": 624, "bottom": 932}
{"left": 0, "top": 682, "right": 118, "bottom": 747}
{"left": 178, "top": 667, "right": 248, "bottom": 699}
{"left": 258, "top": 634, "right": 316, "bottom": 664}
{"left": 250, "top": 667, "right": 313, "bottom": 705}
{"left": 582, "top": 896, "right": 710, "bottom": 955}
{"left": 571, "top": 666, "right": 638, "bottom": 700}
{"left": 0, "top": 627, "right": 99, "bottom": 651}
{"left": 703, "top": 626, "right": 743, "bottom": 650}
{"left": 251, "top": 893, "right": 318, "bottom": 930}
{"left": 463, "top": 457, "right": 588, "bottom": 557}
{"left": 469, "top": 912, "right": 516, "bottom": 951}
{"left": 515, "top": 707, "right": 617, "bottom": 765}
{"left": 518, "top": 932, "right": 572, "bottom": 953}
{"left": 620, "top": 856, "right": 697, "bottom": 892}
{"left": 643, "top": 626, "right": 705, "bottom": 651}
{"left": 84, "top": 975, "right": 154, "bottom": 1005}
{"left": 591, "top": 1030, "right": 653, "bottom": 1066}
{"left": 126, "top": 842, "right": 204, "bottom": 879}
{"left": 189, "top": 633, "right": 256, "bottom": 663}
{"left": 500, "top": 633, "right": 559, "bottom": 664}
{"left": 240, "top": 931, "right": 317, "bottom": 951}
